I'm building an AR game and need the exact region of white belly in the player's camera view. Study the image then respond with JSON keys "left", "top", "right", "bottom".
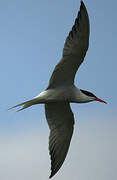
{"left": 34, "top": 86, "right": 93, "bottom": 104}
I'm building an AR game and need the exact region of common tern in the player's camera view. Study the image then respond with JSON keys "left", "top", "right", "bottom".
{"left": 8, "top": 1, "right": 107, "bottom": 178}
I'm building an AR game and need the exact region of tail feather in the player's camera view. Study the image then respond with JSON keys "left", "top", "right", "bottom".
{"left": 8, "top": 99, "right": 36, "bottom": 112}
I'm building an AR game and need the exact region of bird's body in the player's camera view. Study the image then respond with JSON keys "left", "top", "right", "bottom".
{"left": 35, "top": 86, "right": 95, "bottom": 103}
{"left": 8, "top": 1, "right": 106, "bottom": 178}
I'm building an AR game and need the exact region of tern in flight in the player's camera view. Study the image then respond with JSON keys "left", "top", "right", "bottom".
{"left": 9, "top": 1, "right": 107, "bottom": 178}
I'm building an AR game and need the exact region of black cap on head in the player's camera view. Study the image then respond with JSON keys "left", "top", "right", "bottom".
{"left": 80, "top": 89, "right": 96, "bottom": 98}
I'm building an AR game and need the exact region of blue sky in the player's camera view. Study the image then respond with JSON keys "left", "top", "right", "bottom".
{"left": 0, "top": 0, "right": 117, "bottom": 179}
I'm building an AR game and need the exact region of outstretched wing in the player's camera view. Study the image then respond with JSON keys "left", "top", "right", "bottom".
{"left": 47, "top": 1, "right": 90, "bottom": 88}
{"left": 45, "top": 102, "right": 75, "bottom": 178}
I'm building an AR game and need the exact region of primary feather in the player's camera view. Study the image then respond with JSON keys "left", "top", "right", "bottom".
{"left": 47, "top": 1, "right": 89, "bottom": 88}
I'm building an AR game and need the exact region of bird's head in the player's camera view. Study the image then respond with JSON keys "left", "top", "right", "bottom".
{"left": 80, "top": 89, "right": 107, "bottom": 104}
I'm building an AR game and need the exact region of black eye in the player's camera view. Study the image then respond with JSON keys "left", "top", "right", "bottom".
{"left": 80, "top": 89, "right": 96, "bottom": 97}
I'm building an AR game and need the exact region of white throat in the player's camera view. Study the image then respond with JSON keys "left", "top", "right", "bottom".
{"left": 72, "top": 88, "right": 95, "bottom": 103}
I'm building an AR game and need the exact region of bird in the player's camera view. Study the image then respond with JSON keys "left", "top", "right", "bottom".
{"left": 8, "top": 1, "right": 107, "bottom": 178}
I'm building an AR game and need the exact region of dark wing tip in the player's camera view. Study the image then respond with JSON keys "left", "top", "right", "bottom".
{"left": 80, "top": 1, "right": 86, "bottom": 9}
{"left": 80, "top": 0, "right": 89, "bottom": 16}
{"left": 49, "top": 161, "right": 60, "bottom": 178}
{"left": 49, "top": 160, "right": 63, "bottom": 178}
{"left": 49, "top": 156, "right": 58, "bottom": 178}
{"left": 78, "top": 0, "right": 90, "bottom": 35}
{"left": 49, "top": 174, "right": 53, "bottom": 179}
{"left": 49, "top": 171, "right": 55, "bottom": 179}
{"left": 68, "top": 0, "right": 89, "bottom": 43}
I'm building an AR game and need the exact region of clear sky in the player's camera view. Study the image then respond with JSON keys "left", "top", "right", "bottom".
{"left": 0, "top": 0, "right": 117, "bottom": 179}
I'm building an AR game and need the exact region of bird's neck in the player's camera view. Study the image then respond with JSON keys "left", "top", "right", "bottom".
{"left": 72, "top": 87, "right": 94, "bottom": 103}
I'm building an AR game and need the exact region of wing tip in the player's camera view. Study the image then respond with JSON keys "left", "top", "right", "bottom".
{"left": 80, "top": 1, "right": 87, "bottom": 12}
{"left": 80, "top": 1, "right": 85, "bottom": 7}
{"left": 78, "top": 0, "right": 90, "bottom": 31}
{"left": 49, "top": 171, "right": 56, "bottom": 179}
{"left": 49, "top": 174, "right": 52, "bottom": 179}
{"left": 76, "top": 1, "right": 89, "bottom": 21}
{"left": 49, "top": 174, "right": 53, "bottom": 179}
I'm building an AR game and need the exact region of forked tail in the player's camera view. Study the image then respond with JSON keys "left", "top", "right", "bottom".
{"left": 8, "top": 99, "right": 37, "bottom": 112}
